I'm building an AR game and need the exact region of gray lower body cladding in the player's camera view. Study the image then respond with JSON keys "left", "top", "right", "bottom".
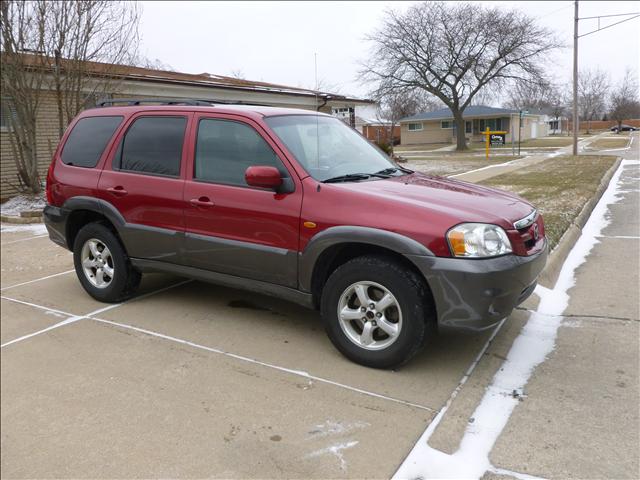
{"left": 407, "top": 242, "right": 548, "bottom": 330}
{"left": 44, "top": 203, "right": 547, "bottom": 330}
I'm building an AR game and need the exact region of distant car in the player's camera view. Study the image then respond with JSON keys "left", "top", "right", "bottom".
{"left": 610, "top": 124, "right": 637, "bottom": 132}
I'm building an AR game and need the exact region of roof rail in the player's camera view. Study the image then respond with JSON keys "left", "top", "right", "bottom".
{"left": 95, "top": 98, "right": 271, "bottom": 107}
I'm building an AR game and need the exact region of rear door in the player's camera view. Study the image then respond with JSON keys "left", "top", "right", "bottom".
{"left": 182, "top": 113, "right": 303, "bottom": 287}
{"left": 98, "top": 111, "right": 192, "bottom": 263}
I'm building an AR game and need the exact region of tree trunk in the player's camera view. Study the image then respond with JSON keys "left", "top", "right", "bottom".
{"left": 452, "top": 110, "right": 467, "bottom": 151}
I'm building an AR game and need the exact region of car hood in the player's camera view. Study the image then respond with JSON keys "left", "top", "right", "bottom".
{"left": 333, "top": 172, "right": 534, "bottom": 228}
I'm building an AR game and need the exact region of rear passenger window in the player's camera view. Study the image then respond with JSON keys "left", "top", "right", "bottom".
{"left": 195, "top": 119, "right": 287, "bottom": 186}
{"left": 61, "top": 116, "right": 123, "bottom": 167}
{"left": 117, "top": 116, "right": 186, "bottom": 176}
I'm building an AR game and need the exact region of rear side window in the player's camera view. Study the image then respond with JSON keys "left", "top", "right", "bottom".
{"left": 117, "top": 116, "right": 186, "bottom": 176}
{"left": 61, "top": 116, "right": 123, "bottom": 167}
{"left": 195, "top": 118, "right": 286, "bottom": 186}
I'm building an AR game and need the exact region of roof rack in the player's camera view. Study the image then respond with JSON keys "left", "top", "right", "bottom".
{"left": 95, "top": 98, "right": 270, "bottom": 107}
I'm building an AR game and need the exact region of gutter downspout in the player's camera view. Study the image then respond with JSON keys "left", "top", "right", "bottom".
{"left": 316, "top": 94, "right": 331, "bottom": 112}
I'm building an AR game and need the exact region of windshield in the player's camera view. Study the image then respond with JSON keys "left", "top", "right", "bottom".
{"left": 265, "top": 115, "right": 398, "bottom": 182}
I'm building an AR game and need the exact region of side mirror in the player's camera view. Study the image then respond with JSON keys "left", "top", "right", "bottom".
{"left": 245, "top": 166, "right": 283, "bottom": 190}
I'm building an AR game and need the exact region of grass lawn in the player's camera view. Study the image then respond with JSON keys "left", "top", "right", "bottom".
{"left": 587, "top": 136, "right": 630, "bottom": 150}
{"left": 406, "top": 154, "right": 521, "bottom": 177}
{"left": 479, "top": 155, "right": 617, "bottom": 249}
{"left": 395, "top": 143, "right": 451, "bottom": 152}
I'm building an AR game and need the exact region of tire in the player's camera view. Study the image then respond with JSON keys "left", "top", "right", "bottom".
{"left": 73, "top": 222, "right": 141, "bottom": 303}
{"left": 321, "top": 255, "right": 434, "bottom": 369}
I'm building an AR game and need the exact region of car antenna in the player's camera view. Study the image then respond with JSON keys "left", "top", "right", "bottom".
{"left": 315, "top": 52, "right": 320, "bottom": 169}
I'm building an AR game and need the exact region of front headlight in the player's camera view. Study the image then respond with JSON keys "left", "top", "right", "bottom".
{"left": 447, "top": 223, "right": 512, "bottom": 258}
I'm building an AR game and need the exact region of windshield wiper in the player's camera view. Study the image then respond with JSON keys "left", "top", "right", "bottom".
{"left": 374, "top": 166, "right": 414, "bottom": 176}
{"left": 322, "top": 172, "right": 392, "bottom": 183}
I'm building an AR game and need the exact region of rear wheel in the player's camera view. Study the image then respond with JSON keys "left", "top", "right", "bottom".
{"left": 73, "top": 222, "right": 141, "bottom": 302}
{"left": 321, "top": 255, "right": 433, "bottom": 369}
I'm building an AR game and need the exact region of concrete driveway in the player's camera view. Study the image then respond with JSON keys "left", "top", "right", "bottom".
{"left": 1, "top": 223, "right": 508, "bottom": 478}
{"left": 1, "top": 138, "right": 638, "bottom": 478}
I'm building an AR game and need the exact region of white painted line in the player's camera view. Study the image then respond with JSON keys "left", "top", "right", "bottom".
{"left": 488, "top": 466, "right": 549, "bottom": 480}
{"left": 0, "top": 279, "right": 192, "bottom": 348}
{"left": 393, "top": 160, "right": 630, "bottom": 479}
{"left": 1, "top": 234, "right": 48, "bottom": 245}
{"left": 0, "top": 269, "right": 75, "bottom": 292}
{"left": 1, "top": 295, "right": 78, "bottom": 318}
{"left": 595, "top": 235, "right": 640, "bottom": 239}
{"left": 82, "top": 279, "right": 193, "bottom": 318}
{"left": 1, "top": 316, "right": 83, "bottom": 348}
{"left": 90, "top": 316, "right": 436, "bottom": 412}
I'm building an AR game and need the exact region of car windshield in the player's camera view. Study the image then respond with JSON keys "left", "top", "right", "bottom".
{"left": 264, "top": 115, "right": 401, "bottom": 182}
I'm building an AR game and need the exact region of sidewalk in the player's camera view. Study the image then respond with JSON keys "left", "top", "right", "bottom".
{"left": 489, "top": 158, "right": 639, "bottom": 479}
{"left": 393, "top": 139, "right": 639, "bottom": 479}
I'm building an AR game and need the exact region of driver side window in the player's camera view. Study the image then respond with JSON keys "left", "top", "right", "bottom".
{"left": 194, "top": 118, "right": 288, "bottom": 187}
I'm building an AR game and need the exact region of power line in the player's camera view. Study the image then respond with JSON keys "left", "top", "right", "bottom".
{"left": 579, "top": 12, "right": 640, "bottom": 20}
{"left": 578, "top": 14, "right": 640, "bottom": 38}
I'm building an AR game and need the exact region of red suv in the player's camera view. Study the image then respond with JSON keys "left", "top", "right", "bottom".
{"left": 44, "top": 99, "right": 547, "bottom": 368}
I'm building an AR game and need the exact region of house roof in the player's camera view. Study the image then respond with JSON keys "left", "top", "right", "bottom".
{"left": 3, "top": 52, "right": 373, "bottom": 105}
{"left": 400, "top": 105, "right": 521, "bottom": 122}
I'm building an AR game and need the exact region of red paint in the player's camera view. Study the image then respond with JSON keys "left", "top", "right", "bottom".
{"left": 47, "top": 105, "right": 544, "bottom": 258}
{"left": 245, "top": 166, "right": 282, "bottom": 189}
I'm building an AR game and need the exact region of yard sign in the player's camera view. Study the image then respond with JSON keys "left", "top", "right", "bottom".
{"left": 481, "top": 127, "right": 507, "bottom": 159}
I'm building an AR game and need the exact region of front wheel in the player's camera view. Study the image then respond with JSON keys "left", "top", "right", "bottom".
{"left": 321, "top": 255, "right": 433, "bottom": 369}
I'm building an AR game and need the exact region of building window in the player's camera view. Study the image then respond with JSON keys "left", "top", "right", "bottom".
{"left": 408, "top": 122, "right": 423, "bottom": 131}
{"left": 496, "top": 118, "right": 502, "bottom": 130}
{"left": 0, "top": 97, "right": 18, "bottom": 130}
{"left": 441, "top": 120, "right": 453, "bottom": 129}
{"left": 465, "top": 121, "right": 472, "bottom": 134}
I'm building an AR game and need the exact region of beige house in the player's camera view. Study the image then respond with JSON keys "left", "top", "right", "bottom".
{"left": 399, "top": 106, "right": 548, "bottom": 146}
{"left": 0, "top": 57, "right": 372, "bottom": 199}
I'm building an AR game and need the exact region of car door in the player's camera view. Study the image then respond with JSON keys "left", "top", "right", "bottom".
{"left": 182, "top": 113, "right": 302, "bottom": 288}
{"left": 98, "top": 111, "right": 192, "bottom": 263}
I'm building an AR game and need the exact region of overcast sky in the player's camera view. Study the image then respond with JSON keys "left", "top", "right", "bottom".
{"left": 138, "top": 1, "right": 640, "bottom": 100}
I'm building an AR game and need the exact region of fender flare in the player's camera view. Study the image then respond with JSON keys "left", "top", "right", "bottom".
{"left": 298, "top": 225, "right": 434, "bottom": 292}
{"left": 63, "top": 196, "right": 127, "bottom": 229}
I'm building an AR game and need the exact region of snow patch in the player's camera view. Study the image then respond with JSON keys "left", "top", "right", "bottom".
{"left": 1, "top": 194, "right": 46, "bottom": 217}
{"left": 1, "top": 223, "right": 48, "bottom": 235}
{"left": 393, "top": 160, "right": 631, "bottom": 480}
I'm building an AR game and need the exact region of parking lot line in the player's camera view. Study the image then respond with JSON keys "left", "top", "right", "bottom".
{"left": 1, "top": 295, "right": 78, "bottom": 318}
{"left": 1, "top": 315, "right": 83, "bottom": 348}
{"left": 0, "top": 269, "right": 75, "bottom": 292}
{"left": 89, "top": 316, "right": 436, "bottom": 412}
{"left": 0, "top": 279, "right": 193, "bottom": 348}
{"left": 1, "top": 234, "right": 49, "bottom": 245}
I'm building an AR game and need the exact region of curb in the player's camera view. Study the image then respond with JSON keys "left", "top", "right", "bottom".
{"left": 0, "top": 214, "right": 44, "bottom": 224}
{"left": 538, "top": 156, "right": 623, "bottom": 288}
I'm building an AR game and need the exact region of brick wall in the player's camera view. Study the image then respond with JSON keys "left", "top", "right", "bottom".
{"left": 1, "top": 92, "right": 61, "bottom": 200}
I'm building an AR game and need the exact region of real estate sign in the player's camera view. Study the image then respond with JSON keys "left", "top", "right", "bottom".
{"left": 490, "top": 134, "right": 505, "bottom": 146}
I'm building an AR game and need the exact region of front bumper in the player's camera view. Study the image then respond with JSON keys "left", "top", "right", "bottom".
{"left": 43, "top": 205, "right": 70, "bottom": 249}
{"left": 408, "top": 241, "right": 548, "bottom": 330}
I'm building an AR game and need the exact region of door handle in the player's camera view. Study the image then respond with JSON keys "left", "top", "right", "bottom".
{"left": 190, "top": 196, "right": 215, "bottom": 208}
{"left": 107, "top": 186, "right": 128, "bottom": 197}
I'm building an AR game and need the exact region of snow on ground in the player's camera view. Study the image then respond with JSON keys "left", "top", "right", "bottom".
{"left": 1, "top": 223, "right": 48, "bottom": 235}
{"left": 393, "top": 160, "right": 631, "bottom": 480}
{"left": 1, "top": 194, "right": 46, "bottom": 217}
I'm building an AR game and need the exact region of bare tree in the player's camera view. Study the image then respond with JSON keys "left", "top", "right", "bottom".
{"left": 578, "top": 68, "right": 609, "bottom": 134}
{"left": 505, "top": 79, "right": 554, "bottom": 111}
{"left": 361, "top": 1, "right": 560, "bottom": 151}
{"left": 609, "top": 69, "right": 640, "bottom": 133}
{"left": 1, "top": 0, "right": 140, "bottom": 193}
{"left": 375, "top": 90, "right": 442, "bottom": 153}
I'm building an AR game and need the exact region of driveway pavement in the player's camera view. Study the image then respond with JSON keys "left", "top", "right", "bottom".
{"left": 0, "top": 225, "right": 508, "bottom": 478}
{"left": 1, "top": 135, "right": 638, "bottom": 478}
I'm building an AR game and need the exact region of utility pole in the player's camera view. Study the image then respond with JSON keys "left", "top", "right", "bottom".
{"left": 572, "top": 0, "right": 579, "bottom": 156}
